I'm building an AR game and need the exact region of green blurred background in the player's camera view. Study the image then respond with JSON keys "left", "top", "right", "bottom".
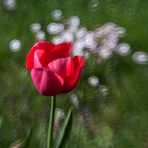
{"left": 0, "top": 0, "right": 148, "bottom": 147}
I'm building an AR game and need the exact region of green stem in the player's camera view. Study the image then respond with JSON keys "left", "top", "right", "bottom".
{"left": 47, "top": 96, "right": 56, "bottom": 148}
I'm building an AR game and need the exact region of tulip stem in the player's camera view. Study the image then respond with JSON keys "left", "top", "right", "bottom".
{"left": 47, "top": 96, "right": 56, "bottom": 148}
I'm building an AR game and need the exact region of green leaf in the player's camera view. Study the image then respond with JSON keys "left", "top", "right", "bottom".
{"left": 47, "top": 96, "right": 56, "bottom": 148}
{"left": 22, "top": 128, "right": 33, "bottom": 148}
{"left": 54, "top": 108, "right": 73, "bottom": 148}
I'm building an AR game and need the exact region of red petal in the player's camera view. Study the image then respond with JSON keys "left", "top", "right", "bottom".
{"left": 61, "top": 56, "right": 85, "bottom": 93}
{"left": 26, "top": 41, "right": 55, "bottom": 70}
{"left": 33, "top": 50, "right": 44, "bottom": 68}
{"left": 34, "top": 49, "right": 51, "bottom": 68}
{"left": 31, "top": 68, "right": 64, "bottom": 96}
{"left": 48, "top": 57, "right": 74, "bottom": 79}
{"left": 48, "top": 42, "right": 72, "bottom": 63}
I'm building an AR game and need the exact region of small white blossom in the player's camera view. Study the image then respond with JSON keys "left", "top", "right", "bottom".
{"left": 61, "top": 31, "right": 74, "bottom": 42}
{"left": 72, "top": 41, "right": 85, "bottom": 56}
{"left": 9, "top": 39, "right": 21, "bottom": 52}
{"left": 69, "top": 16, "right": 80, "bottom": 27}
{"left": 99, "top": 46, "right": 112, "bottom": 59}
{"left": 88, "top": 76, "right": 99, "bottom": 87}
{"left": 30, "top": 23, "right": 41, "bottom": 33}
{"left": 52, "top": 36, "right": 64, "bottom": 45}
{"left": 36, "top": 31, "right": 45, "bottom": 41}
{"left": 116, "top": 43, "right": 130, "bottom": 56}
{"left": 51, "top": 9, "right": 62, "bottom": 21}
{"left": 76, "top": 27, "right": 87, "bottom": 39}
{"left": 132, "top": 51, "right": 148, "bottom": 64}
{"left": 84, "top": 32, "right": 97, "bottom": 50}
{"left": 47, "top": 23, "right": 64, "bottom": 34}
{"left": 3, "top": 0, "right": 16, "bottom": 10}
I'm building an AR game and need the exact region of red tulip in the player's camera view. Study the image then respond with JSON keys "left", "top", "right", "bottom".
{"left": 26, "top": 41, "right": 85, "bottom": 96}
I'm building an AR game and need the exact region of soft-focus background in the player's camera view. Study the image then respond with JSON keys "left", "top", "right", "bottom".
{"left": 0, "top": 0, "right": 148, "bottom": 147}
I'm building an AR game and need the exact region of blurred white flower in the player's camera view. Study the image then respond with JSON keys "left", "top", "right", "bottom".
{"left": 51, "top": 9, "right": 62, "bottom": 21}
{"left": 70, "top": 94, "right": 79, "bottom": 107}
{"left": 84, "top": 32, "right": 97, "bottom": 50}
{"left": 47, "top": 23, "right": 64, "bottom": 34}
{"left": 99, "top": 46, "right": 112, "bottom": 59}
{"left": 96, "top": 23, "right": 116, "bottom": 37}
{"left": 69, "top": 16, "right": 80, "bottom": 27}
{"left": 88, "top": 76, "right": 99, "bottom": 87}
{"left": 99, "top": 85, "right": 109, "bottom": 96}
{"left": 76, "top": 27, "right": 87, "bottom": 39}
{"left": 52, "top": 36, "right": 64, "bottom": 45}
{"left": 115, "top": 27, "right": 126, "bottom": 37}
{"left": 103, "top": 22, "right": 117, "bottom": 32}
{"left": 95, "top": 23, "right": 126, "bottom": 52}
{"left": 94, "top": 22, "right": 128, "bottom": 60}
{"left": 116, "top": 43, "right": 130, "bottom": 56}
{"left": 3, "top": 0, "right": 16, "bottom": 10}
{"left": 132, "top": 51, "right": 148, "bottom": 64}
{"left": 30, "top": 23, "right": 41, "bottom": 33}
{"left": 72, "top": 40, "right": 85, "bottom": 56}
{"left": 61, "top": 31, "right": 74, "bottom": 42}
{"left": 68, "top": 26, "right": 78, "bottom": 33}
{"left": 40, "top": 15, "right": 129, "bottom": 64}
{"left": 9, "top": 39, "right": 21, "bottom": 52}
{"left": 105, "top": 37, "right": 118, "bottom": 49}
{"left": 36, "top": 31, "right": 45, "bottom": 41}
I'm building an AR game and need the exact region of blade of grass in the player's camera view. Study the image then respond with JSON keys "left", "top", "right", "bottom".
{"left": 54, "top": 107, "right": 73, "bottom": 148}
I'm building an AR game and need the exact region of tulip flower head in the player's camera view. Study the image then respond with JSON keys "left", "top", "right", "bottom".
{"left": 26, "top": 41, "right": 85, "bottom": 96}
